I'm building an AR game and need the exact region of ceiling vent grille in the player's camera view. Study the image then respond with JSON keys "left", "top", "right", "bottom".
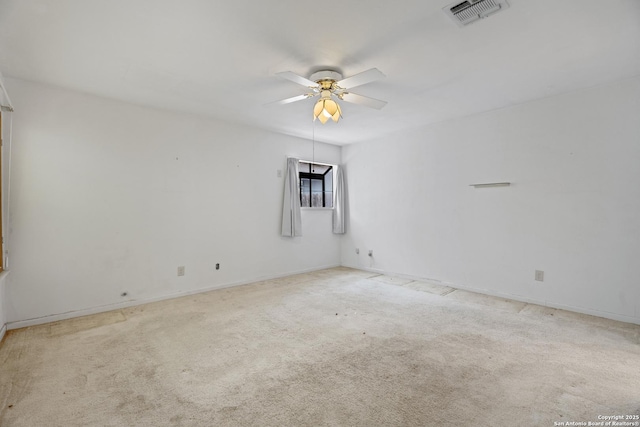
{"left": 443, "top": 0, "right": 509, "bottom": 27}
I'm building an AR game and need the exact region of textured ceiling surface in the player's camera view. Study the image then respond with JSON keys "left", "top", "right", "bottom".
{"left": 1, "top": 0, "right": 639, "bottom": 145}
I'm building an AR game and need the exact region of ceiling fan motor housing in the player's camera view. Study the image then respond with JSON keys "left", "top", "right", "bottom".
{"left": 309, "top": 70, "right": 343, "bottom": 88}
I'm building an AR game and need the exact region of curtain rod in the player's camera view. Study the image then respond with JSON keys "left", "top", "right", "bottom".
{"left": 298, "top": 159, "right": 334, "bottom": 167}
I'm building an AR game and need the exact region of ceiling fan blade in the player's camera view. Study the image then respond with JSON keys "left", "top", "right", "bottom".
{"left": 276, "top": 71, "right": 319, "bottom": 88}
{"left": 340, "top": 92, "right": 387, "bottom": 110}
{"left": 336, "top": 68, "right": 385, "bottom": 89}
{"left": 264, "top": 93, "right": 316, "bottom": 107}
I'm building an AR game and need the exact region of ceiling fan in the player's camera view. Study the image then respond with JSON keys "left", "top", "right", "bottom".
{"left": 267, "top": 68, "right": 387, "bottom": 123}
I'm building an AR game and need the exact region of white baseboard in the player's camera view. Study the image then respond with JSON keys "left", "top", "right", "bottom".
{"left": 342, "top": 263, "right": 640, "bottom": 326}
{"left": 7, "top": 263, "right": 341, "bottom": 330}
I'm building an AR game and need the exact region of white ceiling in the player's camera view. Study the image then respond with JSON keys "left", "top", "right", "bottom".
{"left": 1, "top": 0, "right": 639, "bottom": 145}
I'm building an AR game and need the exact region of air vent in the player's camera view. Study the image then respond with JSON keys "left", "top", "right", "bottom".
{"left": 443, "top": 0, "right": 509, "bottom": 27}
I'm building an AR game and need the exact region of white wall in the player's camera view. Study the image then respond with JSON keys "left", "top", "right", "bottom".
{"left": 5, "top": 78, "right": 341, "bottom": 326}
{"left": 342, "top": 76, "right": 640, "bottom": 324}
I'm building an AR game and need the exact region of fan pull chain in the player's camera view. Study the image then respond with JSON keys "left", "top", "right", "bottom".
{"left": 312, "top": 121, "right": 315, "bottom": 172}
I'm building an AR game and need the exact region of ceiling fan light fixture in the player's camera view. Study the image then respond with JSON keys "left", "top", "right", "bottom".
{"left": 313, "top": 91, "right": 342, "bottom": 124}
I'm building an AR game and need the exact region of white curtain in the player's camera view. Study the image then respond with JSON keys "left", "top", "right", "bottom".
{"left": 0, "top": 71, "right": 15, "bottom": 111}
{"left": 281, "top": 157, "right": 302, "bottom": 237}
{"left": 0, "top": 71, "right": 13, "bottom": 270}
{"left": 332, "top": 165, "right": 346, "bottom": 234}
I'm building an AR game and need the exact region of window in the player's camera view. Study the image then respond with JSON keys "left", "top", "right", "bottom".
{"left": 299, "top": 161, "right": 333, "bottom": 208}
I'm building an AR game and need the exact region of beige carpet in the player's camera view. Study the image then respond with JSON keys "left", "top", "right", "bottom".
{"left": 1, "top": 267, "right": 639, "bottom": 426}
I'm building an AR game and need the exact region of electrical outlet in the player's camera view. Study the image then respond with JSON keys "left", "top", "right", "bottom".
{"left": 368, "top": 250, "right": 373, "bottom": 257}
{"left": 535, "top": 270, "right": 544, "bottom": 282}
{"left": 178, "top": 266, "right": 185, "bottom": 276}
{"left": 355, "top": 248, "right": 359, "bottom": 254}
{"left": 216, "top": 263, "right": 220, "bottom": 270}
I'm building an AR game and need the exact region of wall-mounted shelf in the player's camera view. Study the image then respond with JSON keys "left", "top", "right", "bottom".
{"left": 469, "top": 182, "right": 511, "bottom": 188}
